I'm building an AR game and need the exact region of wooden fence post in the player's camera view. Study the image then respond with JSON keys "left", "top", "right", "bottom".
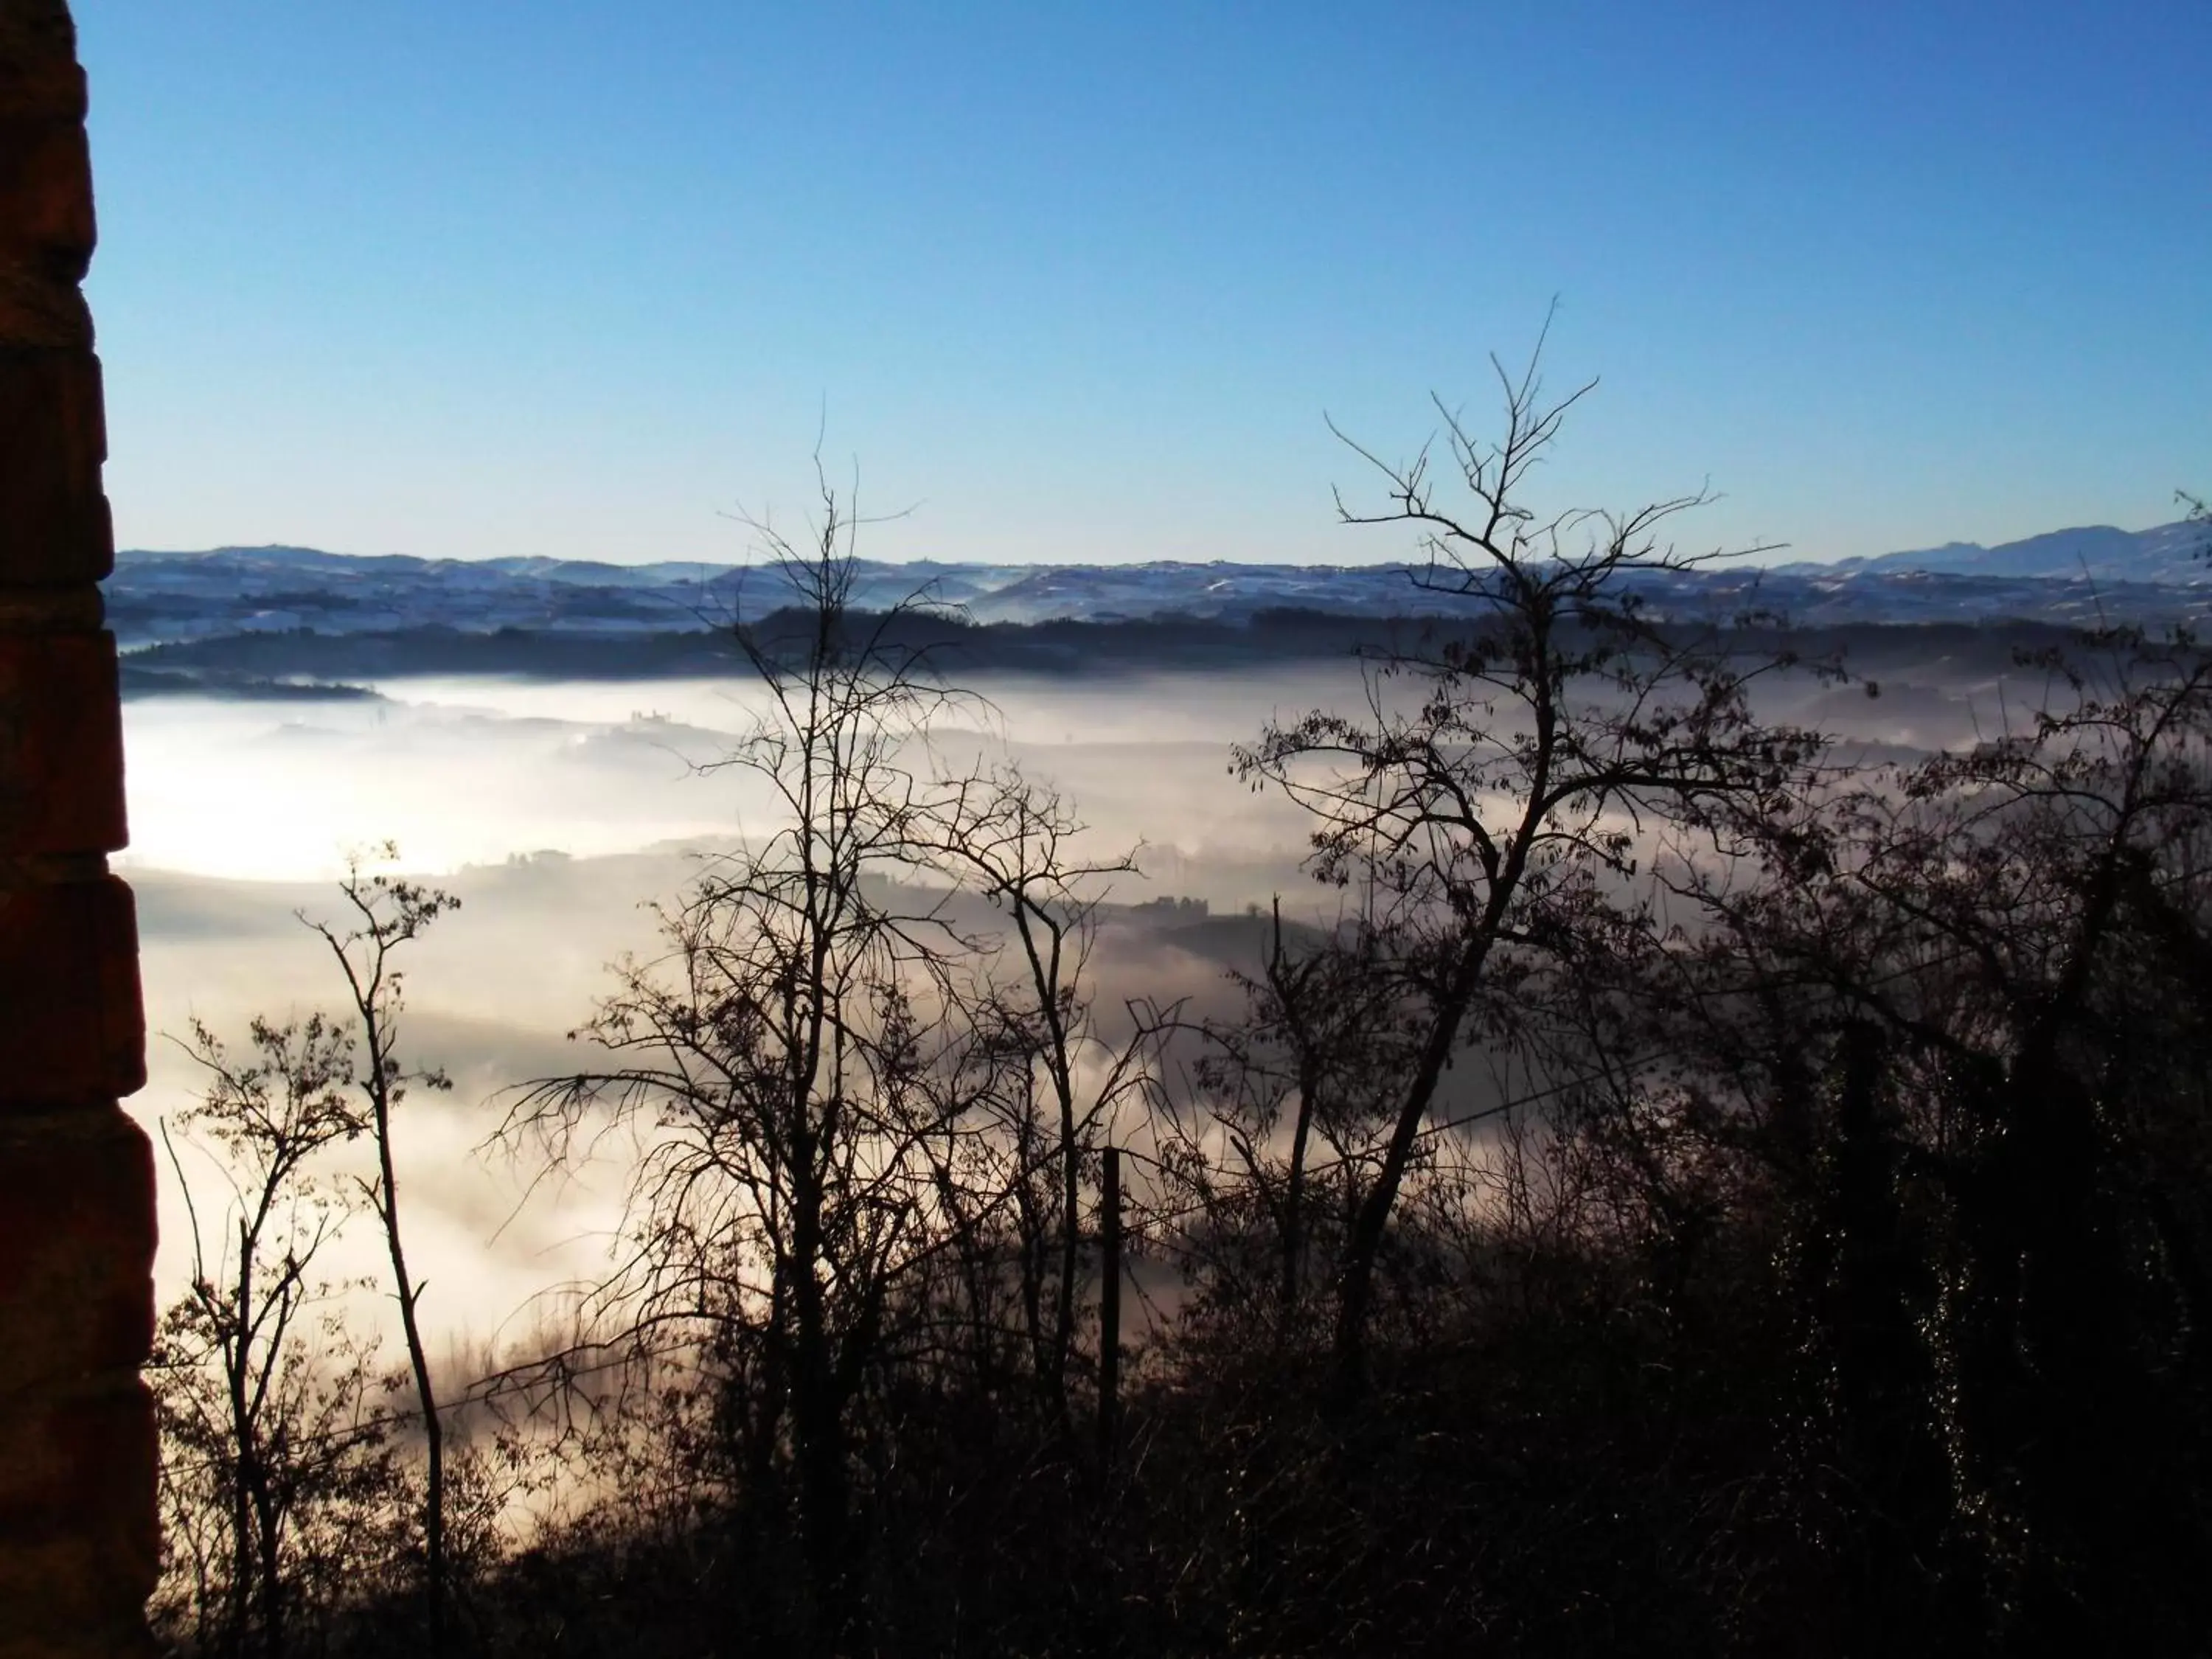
{"left": 1098, "top": 1146, "right": 1121, "bottom": 1466}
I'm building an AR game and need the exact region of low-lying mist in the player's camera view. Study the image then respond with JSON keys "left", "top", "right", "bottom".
{"left": 122, "top": 647, "right": 2025, "bottom": 1380}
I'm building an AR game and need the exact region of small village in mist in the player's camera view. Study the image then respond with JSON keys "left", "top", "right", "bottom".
{"left": 8, "top": 4, "right": 2209, "bottom": 1658}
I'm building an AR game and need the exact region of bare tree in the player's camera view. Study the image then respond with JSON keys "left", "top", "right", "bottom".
{"left": 1526, "top": 618, "right": 2212, "bottom": 1646}
{"left": 927, "top": 767, "right": 1152, "bottom": 1438}
{"left": 151, "top": 1015, "right": 403, "bottom": 1659}
{"left": 1237, "top": 324, "right": 1825, "bottom": 1399}
{"left": 490, "top": 458, "right": 1184, "bottom": 1646}
{"left": 498, "top": 476, "right": 1009, "bottom": 1652}
{"left": 1178, "top": 902, "right": 1419, "bottom": 1338}
{"left": 302, "top": 849, "right": 460, "bottom": 1653}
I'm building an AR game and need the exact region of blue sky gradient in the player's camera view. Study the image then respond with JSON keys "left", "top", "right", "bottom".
{"left": 77, "top": 1, "right": 2211, "bottom": 566}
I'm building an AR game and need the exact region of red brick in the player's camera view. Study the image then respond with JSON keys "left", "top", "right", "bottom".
{"left": 0, "top": 1381, "right": 160, "bottom": 1652}
{"left": 0, "top": 46, "right": 86, "bottom": 126}
{"left": 0, "top": 346, "right": 111, "bottom": 583}
{"left": 0, "top": 113, "right": 94, "bottom": 278}
{"left": 0, "top": 264, "right": 93, "bottom": 352}
{"left": 0, "top": 628, "right": 125, "bottom": 852}
{"left": 0, "top": 874, "right": 144, "bottom": 1100}
{"left": 0, "top": 346, "right": 107, "bottom": 477}
{"left": 0, "top": 1104, "right": 155, "bottom": 1398}
{"left": 0, "top": 1380, "right": 157, "bottom": 1540}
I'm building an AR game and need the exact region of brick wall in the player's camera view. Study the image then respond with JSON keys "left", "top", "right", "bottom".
{"left": 0, "top": 4, "right": 159, "bottom": 1655}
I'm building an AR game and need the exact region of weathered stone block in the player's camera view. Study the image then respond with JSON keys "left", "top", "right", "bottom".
{"left": 0, "top": 347, "right": 111, "bottom": 583}
{"left": 0, "top": 1104, "right": 155, "bottom": 1399}
{"left": 0, "top": 628, "right": 125, "bottom": 851}
{"left": 0, "top": 873, "right": 144, "bottom": 1099}
{"left": 1, "top": 7, "right": 159, "bottom": 1655}
{"left": 0, "top": 1380, "right": 161, "bottom": 1656}
{"left": 0, "top": 345, "right": 106, "bottom": 482}
{"left": 0, "top": 260, "right": 91, "bottom": 351}
{"left": 0, "top": 112, "right": 93, "bottom": 279}
{"left": 0, "top": 35, "right": 86, "bottom": 125}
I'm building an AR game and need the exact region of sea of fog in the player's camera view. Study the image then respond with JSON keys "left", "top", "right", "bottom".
{"left": 119, "top": 658, "right": 2004, "bottom": 1386}
{"left": 120, "top": 668, "right": 1379, "bottom": 1382}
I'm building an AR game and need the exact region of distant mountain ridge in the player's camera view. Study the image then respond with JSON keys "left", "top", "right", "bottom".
{"left": 108, "top": 518, "right": 2207, "bottom": 651}
{"left": 1812, "top": 519, "right": 2207, "bottom": 582}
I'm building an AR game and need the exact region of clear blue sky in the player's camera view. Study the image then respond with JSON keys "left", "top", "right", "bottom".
{"left": 77, "top": 1, "right": 2211, "bottom": 567}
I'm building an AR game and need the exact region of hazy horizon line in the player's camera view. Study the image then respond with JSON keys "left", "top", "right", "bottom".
{"left": 114, "top": 512, "right": 2196, "bottom": 575}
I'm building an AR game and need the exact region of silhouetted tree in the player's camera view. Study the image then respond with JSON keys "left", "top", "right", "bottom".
{"left": 1536, "top": 622, "right": 2212, "bottom": 1651}
{"left": 150, "top": 1015, "right": 405, "bottom": 1659}
{"left": 302, "top": 848, "right": 461, "bottom": 1655}
{"left": 1237, "top": 322, "right": 1826, "bottom": 1400}
{"left": 1157, "top": 901, "right": 1418, "bottom": 1345}
{"left": 928, "top": 766, "right": 1153, "bottom": 1441}
{"left": 499, "top": 473, "right": 1150, "bottom": 1652}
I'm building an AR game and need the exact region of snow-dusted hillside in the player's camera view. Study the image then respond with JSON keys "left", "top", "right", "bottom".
{"left": 109, "top": 519, "right": 2208, "bottom": 649}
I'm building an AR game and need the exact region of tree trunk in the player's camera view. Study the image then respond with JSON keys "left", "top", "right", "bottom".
{"left": 790, "top": 1237, "right": 850, "bottom": 1652}
{"left": 1329, "top": 937, "right": 1489, "bottom": 1406}
{"left": 370, "top": 1063, "right": 445, "bottom": 1656}
{"left": 1824, "top": 1023, "right": 1951, "bottom": 1654}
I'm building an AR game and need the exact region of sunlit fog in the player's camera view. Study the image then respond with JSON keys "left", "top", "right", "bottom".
{"left": 122, "top": 667, "right": 1380, "bottom": 1366}
{"left": 122, "top": 653, "right": 2019, "bottom": 1376}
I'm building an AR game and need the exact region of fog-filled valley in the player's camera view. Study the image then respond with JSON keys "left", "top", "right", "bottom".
{"left": 22, "top": 1, "right": 2212, "bottom": 1651}
{"left": 121, "top": 530, "right": 2212, "bottom": 1655}
{"left": 126, "top": 667, "right": 1357, "bottom": 1354}
{"left": 127, "top": 646, "right": 2032, "bottom": 1354}
{"left": 95, "top": 305, "right": 2211, "bottom": 1648}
